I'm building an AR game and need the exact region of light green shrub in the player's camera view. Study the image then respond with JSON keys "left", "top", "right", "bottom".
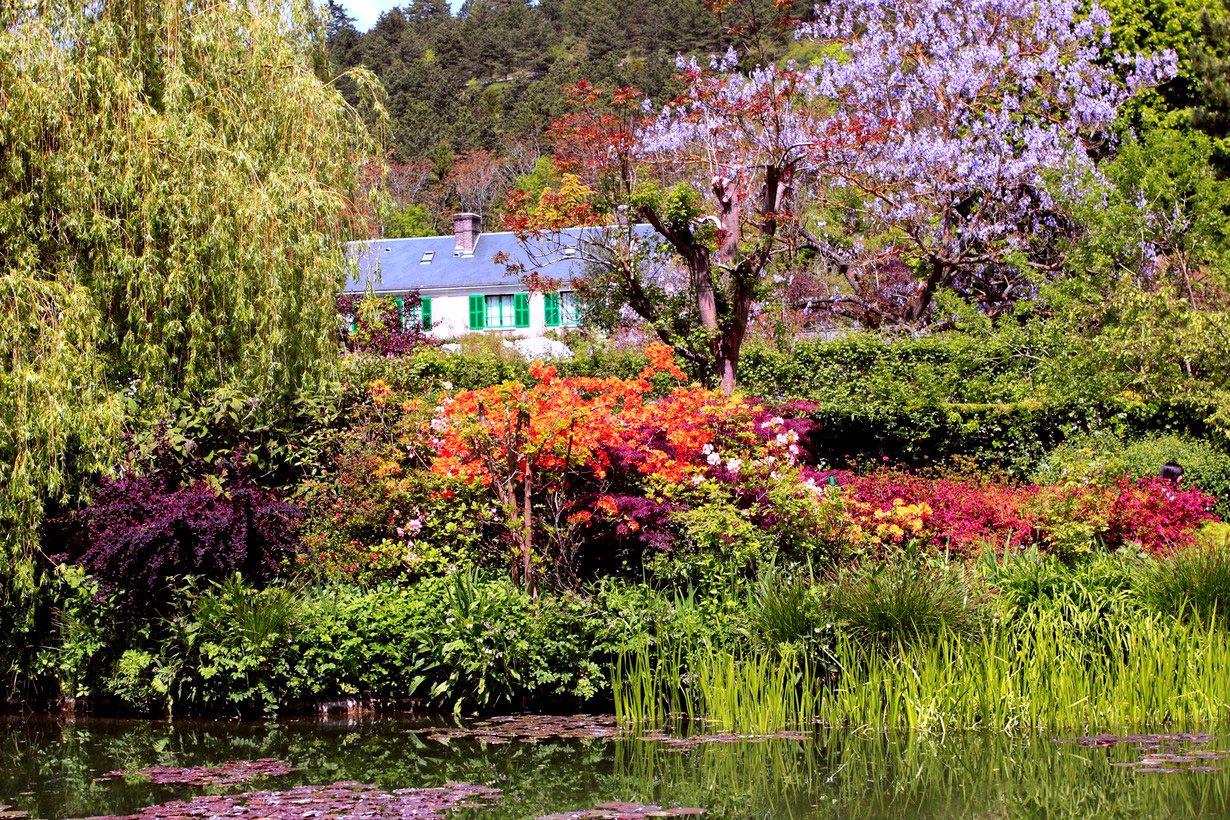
{"left": 823, "top": 557, "right": 985, "bottom": 650}
{"left": 1137, "top": 522, "right": 1230, "bottom": 624}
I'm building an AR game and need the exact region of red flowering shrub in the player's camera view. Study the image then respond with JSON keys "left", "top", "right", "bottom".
{"left": 819, "top": 469, "right": 1217, "bottom": 557}
{"left": 1107, "top": 477, "right": 1217, "bottom": 555}
{"left": 818, "top": 469, "right": 1036, "bottom": 556}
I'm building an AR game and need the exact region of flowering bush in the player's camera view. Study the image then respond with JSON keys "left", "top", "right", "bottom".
{"left": 819, "top": 470, "right": 1037, "bottom": 556}
{"left": 424, "top": 344, "right": 834, "bottom": 588}
{"left": 300, "top": 345, "right": 1218, "bottom": 590}
{"left": 296, "top": 379, "right": 493, "bottom": 583}
{"left": 1107, "top": 477, "right": 1216, "bottom": 555}
{"left": 817, "top": 469, "right": 1216, "bottom": 558}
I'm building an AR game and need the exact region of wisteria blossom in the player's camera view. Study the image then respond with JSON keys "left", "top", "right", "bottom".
{"left": 509, "top": 0, "right": 1174, "bottom": 385}
{"left": 793, "top": 0, "right": 1177, "bottom": 321}
{"left": 635, "top": 0, "right": 1176, "bottom": 327}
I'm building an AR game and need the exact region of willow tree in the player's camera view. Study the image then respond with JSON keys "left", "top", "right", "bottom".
{"left": 0, "top": 0, "right": 376, "bottom": 566}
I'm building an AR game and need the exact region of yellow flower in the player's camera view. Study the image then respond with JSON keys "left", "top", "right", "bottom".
{"left": 368, "top": 379, "right": 392, "bottom": 406}
{"left": 374, "top": 459, "right": 402, "bottom": 479}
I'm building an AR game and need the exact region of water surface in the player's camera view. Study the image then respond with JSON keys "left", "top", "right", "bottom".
{"left": 3, "top": 715, "right": 1230, "bottom": 818}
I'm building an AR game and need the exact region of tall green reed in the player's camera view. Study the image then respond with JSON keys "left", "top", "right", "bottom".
{"left": 614, "top": 604, "right": 1230, "bottom": 733}
{"left": 820, "top": 606, "right": 1230, "bottom": 732}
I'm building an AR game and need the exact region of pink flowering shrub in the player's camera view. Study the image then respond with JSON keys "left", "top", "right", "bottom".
{"left": 1107, "top": 477, "right": 1217, "bottom": 555}
{"left": 818, "top": 469, "right": 1217, "bottom": 558}
{"left": 817, "top": 470, "right": 1037, "bottom": 556}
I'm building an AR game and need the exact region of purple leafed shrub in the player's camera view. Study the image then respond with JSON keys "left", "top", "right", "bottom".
{"left": 55, "top": 469, "right": 301, "bottom": 614}
{"left": 338, "top": 290, "right": 436, "bottom": 357}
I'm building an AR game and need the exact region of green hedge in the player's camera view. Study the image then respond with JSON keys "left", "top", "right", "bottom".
{"left": 740, "top": 335, "right": 1220, "bottom": 475}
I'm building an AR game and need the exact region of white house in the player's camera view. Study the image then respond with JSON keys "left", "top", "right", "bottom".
{"left": 343, "top": 213, "right": 587, "bottom": 340}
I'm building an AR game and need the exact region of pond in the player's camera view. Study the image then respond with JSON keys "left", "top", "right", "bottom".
{"left": 3, "top": 715, "right": 1230, "bottom": 818}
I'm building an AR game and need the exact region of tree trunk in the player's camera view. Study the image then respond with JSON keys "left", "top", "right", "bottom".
{"left": 908, "top": 258, "right": 949, "bottom": 323}
{"left": 522, "top": 462, "right": 535, "bottom": 598}
{"left": 717, "top": 275, "right": 754, "bottom": 395}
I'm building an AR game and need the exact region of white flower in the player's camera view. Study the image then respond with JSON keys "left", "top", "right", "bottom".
{"left": 706, "top": 452, "right": 722, "bottom": 466}
{"left": 701, "top": 443, "right": 714, "bottom": 455}
{"left": 441, "top": 380, "right": 453, "bottom": 391}
{"left": 726, "top": 458, "right": 742, "bottom": 473}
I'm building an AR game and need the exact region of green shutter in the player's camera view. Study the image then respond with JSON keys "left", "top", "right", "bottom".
{"left": 544, "top": 293, "right": 561, "bottom": 327}
{"left": 469, "top": 294, "right": 485, "bottom": 329}
{"left": 394, "top": 296, "right": 405, "bottom": 331}
{"left": 420, "top": 297, "right": 432, "bottom": 330}
{"left": 514, "top": 292, "right": 530, "bottom": 328}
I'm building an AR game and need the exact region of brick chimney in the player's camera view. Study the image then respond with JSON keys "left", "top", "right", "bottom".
{"left": 453, "top": 212, "right": 481, "bottom": 256}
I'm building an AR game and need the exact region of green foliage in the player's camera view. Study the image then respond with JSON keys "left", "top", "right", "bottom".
{"left": 1137, "top": 522, "right": 1230, "bottom": 624}
{"left": 0, "top": 0, "right": 376, "bottom": 577}
{"left": 1067, "top": 128, "right": 1230, "bottom": 297}
{"left": 180, "top": 576, "right": 311, "bottom": 713}
{"left": 739, "top": 331, "right": 1216, "bottom": 475}
{"left": 102, "top": 573, "right": 616, "bottom": 716}
{"left": 44, "top": 565, "right": 120, "bottom": 702}
{"left": 820, "top": 605, "right": 1230, "bottom": 731}
{"left": 1100, "top": 0, "right": 1230, "bottom": 167}
{"left": 644, "top": 472, "right": 842, "bottom": 589}
{"left": 747, "top": 568, "right": 831, "bottom": 660}
{"left": 383, "top": 202, "right": 437, "bottom": 238}
{"left": 332, "top": 0, "right": 724, "bottom": 163}
{"left": 3, "top": 0, "right": 373, "bottom": 402}
{"left": 659, "top": 494, "right": 773, "bottom": 587}
{"left": 511, "top": 157, "right": 564, "bottom": 204}
{"left": 823, "top": 557, "right": 985, "bottom": 650}
{"left": 1034, "top": 431, "right": 1230, "bottom": 513}
{"left": 106, "top": 649, "right": 167, "bottom": 713}
{"left": 984, "top": 549, "right": 1136, "bottom": 611}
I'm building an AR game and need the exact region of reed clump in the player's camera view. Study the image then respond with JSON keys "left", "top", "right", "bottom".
{"left": 614, "top": 598, "right": 1230, "bottom": 734}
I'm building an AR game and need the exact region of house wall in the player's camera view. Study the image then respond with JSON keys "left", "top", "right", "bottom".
{"left": 417, "top": 289, "right": 551, "bottom": 340}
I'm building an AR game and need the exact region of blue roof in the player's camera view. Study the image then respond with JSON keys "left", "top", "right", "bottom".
{"left": 343, "top": 228, "right": 593, "bottom": 294}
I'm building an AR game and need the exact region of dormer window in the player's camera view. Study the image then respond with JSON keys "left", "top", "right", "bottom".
{"left": 420, "top": 251, "right": 435, "bottom": 264}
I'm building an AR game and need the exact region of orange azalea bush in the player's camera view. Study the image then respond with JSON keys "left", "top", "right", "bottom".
{"left": 423, "top": 344, "right": 822, "bottom": 589}
{"left": 430, "top": 345, "right": 728, "bottom": 486}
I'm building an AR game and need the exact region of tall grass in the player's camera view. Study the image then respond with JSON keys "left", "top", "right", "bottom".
{"left": 613, "top": 641, "right": 821, "bottom": 733}
{"left": 614, "top": 604, "right": 1230, "bottom": 733}
{"left": 824, "top": 557, "right": 984, "bottom": 650}
{"left": 1138, "top": 523, "right": 1230, "bottom": 624}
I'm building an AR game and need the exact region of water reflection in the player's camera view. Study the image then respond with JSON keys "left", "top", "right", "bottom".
{"left": 3, "top": 716, "right": 1230, "bottom": 818}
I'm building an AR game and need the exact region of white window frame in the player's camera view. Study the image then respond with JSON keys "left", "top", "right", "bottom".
{"left": 485, "top": 294, "right": 516, "bottom": 329}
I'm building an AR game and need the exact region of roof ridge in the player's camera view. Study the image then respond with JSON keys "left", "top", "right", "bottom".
{"left": 343, "top": 225, "right": 605, "bottom": 247}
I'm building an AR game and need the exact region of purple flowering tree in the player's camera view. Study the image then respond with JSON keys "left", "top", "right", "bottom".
{"left": 798, "top": 0, "right": 1177, "bottom": 323}
{"left": 511, "top": 73, "right": 824, "bottom": 394}
{"left": 515, "top": 0, "right": 1174, "bottom": 386}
